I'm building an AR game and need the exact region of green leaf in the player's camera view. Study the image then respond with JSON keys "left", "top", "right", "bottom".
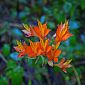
{"left": 35, "top": 55, "right": 45, "bottom": 65}
{"left": 63, "top": 2, "right": 72, "bottom": 13}
{"left": 6, "top": 66, "right": 24, "bottom": 85}
{"left": 0, "top": 22, "right": 9, "bottom": 35}
{"left": 56, "top": 12, "right": 65, "bottom": 23}
{"left": 53, "top": 66, "right": 61, "bottom": 72}
{"left": 0, "top": 77, "right": 8, "bottom": 85}
{"left": 2, "top": 44, "right": 10, "bottom": 56}
{"left": 80, "top": 0, "right": 85, "bottom": 9}
{"left": 28, "top": 80, "right": 32, "bottom": 85}
{"left": 35, "top": 74, "right": 42, "bottom": 81}
{"left": 48, "top": 22, "right": 55, "bottom": 30}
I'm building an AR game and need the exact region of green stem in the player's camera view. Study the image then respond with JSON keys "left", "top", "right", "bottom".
{"left": 40, "top": 55, "right": 45, "bottom": 66}
{"left": 28, "top": 80, "right": 32, "bottom": 85}
{"left": 35, "top": 56, "right": 39, "bottom": 64}
{"left": 72, "top": 65, "right": 81, "bottom": 85}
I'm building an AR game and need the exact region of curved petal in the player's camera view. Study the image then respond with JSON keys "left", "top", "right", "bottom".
{"left": 62, "top": 32, "right": 73, "bottom": 41}
{"left": 54, "top": 50, "right": 61, "bottom": 58}
{"left": 54, "top": 57, "right": 58, "bottom": 62}
{"left": 33, "top": 26, "right": 41, "bottom": 38}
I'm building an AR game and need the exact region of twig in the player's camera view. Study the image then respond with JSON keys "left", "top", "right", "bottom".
{"left": 43, "top": 73, "right": 52, "bottom": 85}
{"left": 0, "top": 22, "right": 23, "bottom": 28}
{"left": 0, "top": 54, "right": 8, "bottom": 63}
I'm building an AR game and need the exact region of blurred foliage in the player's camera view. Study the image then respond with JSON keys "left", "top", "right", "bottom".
{"left": 0, "top": 0, "right": 85, "bottom": 85}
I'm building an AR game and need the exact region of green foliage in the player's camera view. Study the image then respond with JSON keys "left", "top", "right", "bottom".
{"left": 28, "top": 80, "right": 32, "bottom": 85}
{"left": 0, "top": 77, "right": 8, "bottom": 85}
{"left": 2, "top": 44, "right": 10, "bottom": 57}
{"left": 6, "top": 60, "right": 24, "bottom": 85}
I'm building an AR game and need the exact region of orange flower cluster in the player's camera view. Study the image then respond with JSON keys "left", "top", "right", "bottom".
{"left": 14, "top": 20, "right": 73, "bottom": 73}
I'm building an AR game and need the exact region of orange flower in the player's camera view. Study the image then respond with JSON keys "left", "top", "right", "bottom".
{"left": 55, "top": 21, "right": 73, "bottom": 43}
{"left": 14, "top": 20, "right": 72, "bottom": 73}
{"left": 27, "top": 40, "right": 42, "bottom": 58}
{"left": 22, "top": 24, "right": 36, "bottom": 37}
{"left": 54, "top": 58, "right": 72, "bottom": 73}
{"left": 14, "top": 40, "right": 29, "bottom": 57}
{"left": 33, "top": 20, "right": 50, "bottom": 39}
{"left": 39, "top": 38, "right": 52, "bottom": 55}
{"left": 46, "top": 49, "right": 61, "bottom": 62}
{"left": 22, "top": 20, "right": 50, "bottom": 39}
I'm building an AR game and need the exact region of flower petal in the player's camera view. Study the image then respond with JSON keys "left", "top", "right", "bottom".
{"left": 22, "top": 30, "right": 31, "bottom": 37}
{"left": 54, "top": 50, "right": 61, "bottom": 58}
{"left": 44, "top": 29, "right": 50, "bottom": 37}
{"left": 62, "top": 32, "right": 73, "bottom": 41}
{"left": 54, "top": 57, "right": 58, "bottom": 62}
{"left": 60, "top": 21, "right": 68, "bottom": 37}
{"left": 46, "top": 46, "right": 52, "bottom": 53}
{"left": 33, "top": 26, "right": 41, "bottom": 38}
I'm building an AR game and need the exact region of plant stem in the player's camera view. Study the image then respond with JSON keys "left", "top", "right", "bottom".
{"left": 72, "top": 65, "right": 81, "bottom": 85}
